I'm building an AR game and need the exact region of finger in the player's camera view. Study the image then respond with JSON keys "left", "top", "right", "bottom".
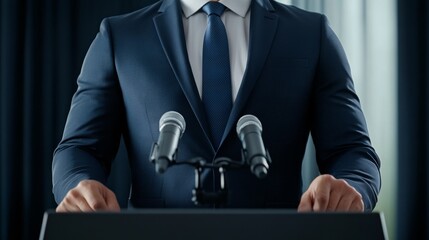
{"left": 104, "top": 189, "right": 120, "bottom": 212}
{"left": 56, "top": 199, "right": 80, "bottom": 212}
{"left": 76, "top": 181, "right": 109, "bottom": 211}
{"left": 66, "top": 188, "right": 94, "bottom": 212}
{"left": 335, "top": 194, "right": 355, "bottom": 211}
{"left": 298, "top": 191, "right": 313, "bottom": 212}
{"left": 326, "top": 179, "right": 352, "bottom": 211}
{"left": 336, "top": 187, "right": 363, "bottom": 212}
{"left": 84, "top": 190, "right": 108, "bottom": 211}
{"left": 56, "top": 189, "right": 86, "bottom": 212}
{"left": 56, "top": 203, "right": 69, "bottom": 212}
{"left": 74, "top": 195, "right": 94, "bottom": 212}
{"left": 312, "top": 183, "right": 331, "bottom": 212}
{"left": 79, "top": 180, "right": 120, "bottom": 211}
{"left": 326, "top": 189, "right": 341, "bottom": 211}
{"left": 348, "top": 197, "right": 364, "bottom": 212}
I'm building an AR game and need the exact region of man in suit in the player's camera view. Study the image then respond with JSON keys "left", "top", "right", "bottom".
{"left": 53, "top": 0, "right": 381, "bottom": 212}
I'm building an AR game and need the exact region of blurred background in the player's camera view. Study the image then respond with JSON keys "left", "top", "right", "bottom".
{"left": 0, "top": 0, "right": 427, "bottom": 240}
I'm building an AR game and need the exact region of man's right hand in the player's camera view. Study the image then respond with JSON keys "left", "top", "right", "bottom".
{"left": 56, "top": 180, "right": 120, "bottom": 212}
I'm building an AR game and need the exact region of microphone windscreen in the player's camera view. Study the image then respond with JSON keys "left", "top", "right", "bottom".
{"left": 236, "top": 114, "right": 262, "bottom": 135}
{"left": 159, "top": 111, "right": 186, "bottom": 135}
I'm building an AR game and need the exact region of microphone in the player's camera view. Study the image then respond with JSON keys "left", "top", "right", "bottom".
{"left": 236, "top": 115, "right": 270, "bottom": 179}
{"left": 152, "top": 111, "right": 186, "bottom": 173}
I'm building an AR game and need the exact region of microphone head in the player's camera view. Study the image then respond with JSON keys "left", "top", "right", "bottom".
{"left": 236, "top": 114, "right": 262, "bottom": 135}
{"left": 159, "top": 111, "right": 186, "bottom": 135}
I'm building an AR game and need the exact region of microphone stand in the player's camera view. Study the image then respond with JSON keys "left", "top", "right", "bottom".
{"left": 149, "top": 144, "right": 271, "bottom": 207}
{"left": 191, "top": 162, "right": 228, "bottom": 207}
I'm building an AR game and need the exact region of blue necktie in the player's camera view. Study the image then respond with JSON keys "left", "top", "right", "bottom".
{"left": 202, "top": 2, "right": 232, "bottom": 149}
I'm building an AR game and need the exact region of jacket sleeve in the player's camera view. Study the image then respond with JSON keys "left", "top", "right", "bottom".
{"left": 311, "top": 15, "right": 381, "bottom": 210}
{"left": 52, "top": 18, "right": 123, "bottom": 204}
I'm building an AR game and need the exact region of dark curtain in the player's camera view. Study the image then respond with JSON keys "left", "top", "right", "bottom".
{"left": 397, "top": 0, "right": 429, "bottom": 239}
{"left": 0, "top": 0, "right": 156, "bottom": 239}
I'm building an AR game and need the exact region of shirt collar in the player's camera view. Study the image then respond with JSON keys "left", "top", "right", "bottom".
{"left": 180, "top": 0, "right": 251, "bottom": 18}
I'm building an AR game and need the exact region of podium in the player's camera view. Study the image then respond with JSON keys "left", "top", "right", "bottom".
{"left": 39, "top": 209, "right": 388, "bottom": 240}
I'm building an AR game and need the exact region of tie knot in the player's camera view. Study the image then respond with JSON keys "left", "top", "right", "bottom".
{"left": 202, "top": 2, "right": 226, "bottom": 17}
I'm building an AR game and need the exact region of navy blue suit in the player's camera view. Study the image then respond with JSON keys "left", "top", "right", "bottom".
{"left": 53, "top": 0, "right": 381, "bottom": 210}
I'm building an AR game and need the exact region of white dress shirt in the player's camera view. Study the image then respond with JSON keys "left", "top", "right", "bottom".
{"left": 180, "top": 0, "right": 251, "bottom": 102}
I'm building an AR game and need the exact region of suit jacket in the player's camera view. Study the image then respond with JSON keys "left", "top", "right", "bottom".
{"left": 53, "top": 0, "right": 381, "bottom": 210}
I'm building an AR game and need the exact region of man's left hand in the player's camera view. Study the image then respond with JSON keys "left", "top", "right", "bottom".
{"left": 298, "top": 174, "right": 364, "bottom": 212}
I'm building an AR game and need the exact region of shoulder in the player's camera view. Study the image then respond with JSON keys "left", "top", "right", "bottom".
{"left": 270, "top": 0, "right": 322, "bottom": 17}
{"left": 101, "top": 0, "right": 163, "bottom": 28}
{"left": 268, "top": 0, "right": 326, "bottom": 26}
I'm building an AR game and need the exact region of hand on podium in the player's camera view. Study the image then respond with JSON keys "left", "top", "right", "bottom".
{"left": 56, "top": 180, "right": 120, "bottom": 212}
{"left": 298, "top": 174, "right": 364, "bottom": 212}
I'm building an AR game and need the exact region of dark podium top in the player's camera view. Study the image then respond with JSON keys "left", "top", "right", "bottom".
{"left": 39, "top": 209, "right": 388, "bottom": 240}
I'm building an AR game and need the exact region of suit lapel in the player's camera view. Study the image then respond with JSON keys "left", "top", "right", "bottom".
{"left": 153, "top": 0, "right": 278, "bottom": 151}
{"left": 221, "top": 0, "right": 279, "bottom": 145}
{"left": 153, "top": 0, "right": 213, "bottom": 148}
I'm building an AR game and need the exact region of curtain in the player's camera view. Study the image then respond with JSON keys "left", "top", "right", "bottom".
{"left": 0, "top": 1, "right": 154, "bottom": 239}
{"left": 278, "top": 0, "right": 397, "bottom": 238}
{"left": 397, "top": 0, "right": 429, "bottom": 239}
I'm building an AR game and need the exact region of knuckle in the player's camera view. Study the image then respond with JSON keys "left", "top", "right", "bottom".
{"left": 346, "top": 186, "right": 362, "bottom": 198}
{"left": 78, "top": 180, "right": 92, "bottom": 188}
{"left": 63, "top": 196, "right": 71, "bottom": 204}
{"left": 68, "top": 189, "right": 80, "bottom": 199}
{"left": 318, "top": 174, "right": 336, "bottom": 184}
{"left": 90, "top": 201, "right": 104, "bottom": 210}
{"left": 331, "top": 178, "right": 349, "bottom": 190}
{"left": 62, "top": 197, "right": 74, "bottom": 207}
{"left": 335, "top": 179, "right": 358, "bottom": 194}
{"left": 105, "top": 188, "right": 114, "bottom": 196}
{"left": 323, "top": 174, "right": 335, "bottom": 180}
{"left": 315, "top": 194, "right": 329, "bottom": 206}
{"left": 337, "top": 179, "right": 349, "bottom": 186}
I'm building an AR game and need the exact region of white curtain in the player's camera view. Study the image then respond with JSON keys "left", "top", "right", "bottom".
{"left": 276, "top": 0, "right": 397, "bottom": 239}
